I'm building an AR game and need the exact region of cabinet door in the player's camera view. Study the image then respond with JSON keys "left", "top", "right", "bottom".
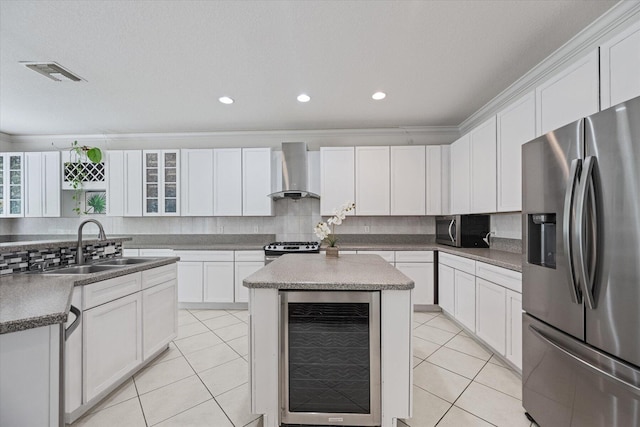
{"left": 177, "top": 262, "right": 203, "bottom": 303}
{"left": 449, "top": 135, "right": 470, "bottom": 214}
{"left": 0, "top": 153, "right": 24, "bottom": 217}
{"left": 181, "top": 149, "right": 214, "bottom": 216}
{"left": 320, "top": 147, "right": 355, "bottom": 215}
{"left": 214, "top": 148, "right": 242, "bottom": 216}
{"left": 143, "top": 151, "right": 161, "bottom": 215}
{"left": 162, "top": 151, "right": 180, "bottom": 215}
{"left": 396, "top": 262, "right": 434, "bottom": 305}
{"left": 203, "top": 261, "right": 234, "bottom": 303}
{"left": 41, "top": 152, "right": 61, "bottom": 217}
{"left": 454, "top": 270, "right": 476, "bottom": 331}
{"left": 600, "top": 20, "right": 640, "bottom": 109}
{"left": 24, "top": 152, "right": 43, "bottom": 217}
{"left": 536, "top": 49, "right": 599, "bottom": 135}
{"left": 506, "top": 290, "right": 523, "bottom": 369}
{"left": 243, "top": 148, "right": 273, "bottom": 216}
{"left": 496, "top": 92, "right": 535, "bottom": 212}
{"left": 143, "top": 279, "right": 177, "bottom": 360}
{"left": 124, "top": 151, "right": 143, "bottom": 217}
{"left": 235, "top": 261, "right": 264, "bottom": 303}
{"left": 390, "top": 146, "right": 425, "bottom": 215}
{"left": 475, "top": 277, "right": 507, "bottom": 354}
{"left": 106, "top": 150, "right": 124, "bottom": 216}
{"left": 84, "top": 292, "right": 142, "bottom": 402}
{"left": 356, "top": 146, "right": 390, "bottom": 215}
{"left": 470, "top": 116, "right": 497, "bottom": 214}
{"left": 143, "top": 150, "right": 179, "bottom": 216}
{"left": 438, "top": 264, "right": 455, "bottom": 315}
{"left": 426, "top": 146, "right": 444, "bottom": 215}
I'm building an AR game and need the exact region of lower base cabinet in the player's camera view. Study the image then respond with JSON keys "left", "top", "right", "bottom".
{"left": 396, "top": 262, "right": 434, "bottom": 305}
{"left": 438, "top": 264, "right": 455, "bottom": 314}
{"left": 204, "top": 261, "right": 234, "bottom": 302}
{"left": 505, "top": 289, "right": 522, "bottom": 368}
{"left": 454, "top": 270, "right": 476, "bottom": 332}
{"left": 475, "top": 277, "right": 507, "bottom": 354}
{"left": 143, "top": 280, "right": 178, "bottom": 360}
{"left": 235, "top": 261, "right": 264, "bottom": 303}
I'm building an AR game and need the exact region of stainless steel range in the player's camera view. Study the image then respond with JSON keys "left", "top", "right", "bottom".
{"left": 263, "top": 241, "right": 320, "bottom": 264}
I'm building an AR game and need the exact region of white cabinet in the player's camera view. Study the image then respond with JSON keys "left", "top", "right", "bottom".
{"left": 0, "top": 152, "right": 24, "bottom": 217}
{"left": 106, "top": 150, "right": 143, "bottom": 217}
{"left": 357, "top": 250, "right": 395, "bottom": 264}
{"left": 454, "top": 270, "right": 476, "bottom": 331}
{"left": 83, "top": 291, "right": 142, "bottom": 402}
{"left": 395, "top": 250, "right": 434, "bottom": 306}
{"left": 496, "top": 92, "right": 536, "bottom": 212}
{"left": 204, "top": 261, "right": 235, "bottom": 303}
{"left": 449, "top": 135, "right": 470, "bottom": 214}
{"left": 426, "top": 145, "right": 450, "bottom": 215}
{"left": 176, "top": 250, "right": 235, "bottom": 303}
{"left": 390, "top": 146, "right": 425, "bottom": 215}
{"left": 243, "top": 147, "right": 273, "bottom": 216}
{"left": 234, "top": 250, "right": 265, "bottom": 303}
{"left": 143, "top": 150, "right": 180, "bottom": 215}
{"left": 320, "top": 147, "right": 355, "bottom": 215}
{"left": 214, "top": 148, "right": 242, "bottom": 216}
{"left": 475, "top": 277, "right": 507, "bottom": 355}
{"left": 181, "top": 149, "right": 214, "bottom": 216}
{"left": 177, "top": 261, "right": 203, "bottom": 303}
{"left": 506, "top": 289, "right": 523, "bottom": 369}
{"left": 438, "top": 264, "right": 455, "bottom": 315}
{"left": 355, "top": 146, "right": 390, "bottom": 215}
{"left": 24, "top": 151, "right": 60, "bottom": 217}
{"left": 600, "top": 20, "right": 640, "bottom": 109}
{"left": 142, "top": 278, "right": 177, "bottom": 360}
{"left": 536, "top": 49, "right": 600, "bottom": 135}
{"left": 470, "top": 116, "right": 497, "bottom": 214}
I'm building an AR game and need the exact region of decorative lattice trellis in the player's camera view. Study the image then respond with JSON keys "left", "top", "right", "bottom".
{"left": 62, "top": 161, "right": 105, "bottom": 190}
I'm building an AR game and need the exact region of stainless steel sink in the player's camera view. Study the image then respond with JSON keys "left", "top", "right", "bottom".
{"left": 40, "top": 264, "right": 125, "bottom": 275}
{"left": 97, "top": 257, "right": 159, "bottom": 266}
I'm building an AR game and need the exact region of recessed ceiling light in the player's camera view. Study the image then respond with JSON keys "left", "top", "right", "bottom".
{"left": 372, "top": 92, "right": 386, "bottom": 100}
{"left": 297, "top": 94, "right": 311, "bottom": 103}
{"left": 218, "top": 96, "right": 234, "bottom": 104}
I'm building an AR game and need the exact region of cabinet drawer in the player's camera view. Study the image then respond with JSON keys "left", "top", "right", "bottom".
{"left": 439, "top": 252, "right": 475, "bottom": 274}
{"left": 234, "top": 250, "right": 264, "bottom": 262}
{"left": 142, "top": 264, "right": 177, "bottom": 290}
{"left": 395, "top": 251, "right": 433, "bottom": 263}
{"left": 356, "top": 250, "right": 395, "bottom": 263}
{"left": 174, "top": 250, "right": 233, "bottom": 262}
{"left": 475, "top": 261, "right": 522, "bottom": 293}
{"left": 84, "top": 272, "right": 142, "bottom": 309}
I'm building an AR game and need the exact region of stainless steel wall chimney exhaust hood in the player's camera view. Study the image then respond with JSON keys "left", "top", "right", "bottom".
{"left": 269, "top": 142, "right": 320, "bottom": 200}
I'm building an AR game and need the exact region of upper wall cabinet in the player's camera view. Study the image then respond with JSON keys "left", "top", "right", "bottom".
{"left": 0, "top": 153, "right": 24, "bottom": 217}
{"left": 320, "top": 147, "right": 355, "bottom": 216}
{"left": 600, "top": 20, "right": 640, "bottom": 109}
{"left": 25, "top": 152, "right": 60, "bottom": 218}
{"left": 356, "top": 146, "right": 390, "bottom": 216}
{"left": 449, "top": 135, "right": 471, "bottom": 215}
{"left": 106, "top": 150, "right": 142, "bottom": 217}
{"left": 243, "top": 147, "right": 273, "bottom": 216}
{"left": 536, "top": 49, "right": 600, "bottom": 135}
{"left": 390, "top": 146, "right": 425, "bottom": 216}
{"left": 496, "top": 91, "right": 536, "bottom": 212}
{"left": 181, "top": 149, "right": 214, "bottom": 216}
{"left": 213, "top": 148, "right": 242, "bottom": 216}
{"left": 470, "top": 116, "right": 497, "bottom": 214}
{"left": 143, "top": 150, "right": 180, "bottom": 216}
{"left": 426, "top": 145, "right": 450, "bottom": 216}
{"left": 61, "top": 151, "right": 105, "bottom": 191}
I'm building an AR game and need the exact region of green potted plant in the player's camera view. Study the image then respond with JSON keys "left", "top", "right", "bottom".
{"left": 67, "top": 141, "right": 103, "bottom": 215}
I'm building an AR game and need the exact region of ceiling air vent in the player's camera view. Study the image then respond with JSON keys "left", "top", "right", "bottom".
{"left": 22, "top": 62, "right": 84, "bottom": 82}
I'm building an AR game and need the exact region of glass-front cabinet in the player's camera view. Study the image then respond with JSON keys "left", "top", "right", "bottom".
{"left": 143, "top": 150, "right": 179, "bottom": 215}
{"left": 0, "top": 153, "right": 24, "bottom": 217}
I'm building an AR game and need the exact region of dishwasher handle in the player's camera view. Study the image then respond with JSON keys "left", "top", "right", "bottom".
{"left": 65, "top": 305, "right": 81, "bottom": 341}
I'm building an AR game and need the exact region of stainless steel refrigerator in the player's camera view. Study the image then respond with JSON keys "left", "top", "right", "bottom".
{"left": 522, "top": 95, "right": 640, "bottom": 426}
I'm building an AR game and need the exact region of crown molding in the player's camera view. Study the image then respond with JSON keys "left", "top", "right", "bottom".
{"left": 459, "top": 1, "right": 640, "bottom": 133}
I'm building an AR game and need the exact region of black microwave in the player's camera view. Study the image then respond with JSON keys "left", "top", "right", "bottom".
{"left": 436, "top": 215, "right": 490, "bottom": 248}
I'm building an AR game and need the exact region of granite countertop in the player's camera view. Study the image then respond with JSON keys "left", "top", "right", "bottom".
{"left": 136, "top": 244, "right": 268, "bottom": 251}
{"left": 0, "top": 257, "right": 179, "bottom": 335}
{"left": 244, "top": 254, "right": 414, "bottom": 291}
{"left": 0, "top": 237, "right": 132, "bottom": 254}
{"left": 123, "top": 234, "right": 274, "bottom": 251}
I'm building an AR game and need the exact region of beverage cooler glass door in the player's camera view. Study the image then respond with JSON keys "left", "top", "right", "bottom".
{"left": 522, "top": 120, "right": 584, "bottom": 340}
{"left": 280, "top": 291, "right": 381, "bottom": 426}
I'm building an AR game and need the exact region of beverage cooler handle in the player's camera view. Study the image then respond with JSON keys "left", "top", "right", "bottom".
{"left": 448, "top": 219, "right": 455, "bottom": 243}
{"left": 576, "top": 156, "right": 598, "bottom": 310}
{"left": 563, "top": 159, "right": 582, "bottom": 304}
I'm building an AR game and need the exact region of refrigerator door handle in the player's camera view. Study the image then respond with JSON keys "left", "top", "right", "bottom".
{"left": 576, "top": 156, "right": 598, "bottom": 309}
{"left": 529, "top": 325, "right": 640, "bottom": 397}
{"left": 563, "top": 158, "right": 582, "bottom": 304}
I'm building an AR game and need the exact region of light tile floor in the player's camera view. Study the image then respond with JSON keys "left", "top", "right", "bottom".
{"left": 71, "top": 309, "right": 535, "bottom": 427}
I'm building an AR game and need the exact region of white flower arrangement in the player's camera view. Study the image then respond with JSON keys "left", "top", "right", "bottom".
{"left": 314, "top": 201, "right": 356, "bottom": 247}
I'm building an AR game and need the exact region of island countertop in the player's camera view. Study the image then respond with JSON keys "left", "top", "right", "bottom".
{"left": 243, "top": 253, "right": 414, "bottom": 291}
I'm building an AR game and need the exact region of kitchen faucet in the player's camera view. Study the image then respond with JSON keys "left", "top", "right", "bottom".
{"left": 77, "top": 219, "right": 107, "bottom": 265}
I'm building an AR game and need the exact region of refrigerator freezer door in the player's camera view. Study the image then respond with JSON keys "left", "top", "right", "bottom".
{"left": 523, "top": 314, "right": 640, "bottom": 427}
{"left": 584, "top": 96, "right": 640, "bottom": 367}
{"left": 522, "top": 120, "right": 584, "bottom": 339}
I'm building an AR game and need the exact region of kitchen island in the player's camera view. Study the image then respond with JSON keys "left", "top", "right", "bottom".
{"left": 244, "top": 254, "right": 414, "bottom": 427}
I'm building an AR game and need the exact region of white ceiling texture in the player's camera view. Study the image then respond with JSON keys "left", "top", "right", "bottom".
{"left": 0, "top": 0, "right": 617, "bottom": 136}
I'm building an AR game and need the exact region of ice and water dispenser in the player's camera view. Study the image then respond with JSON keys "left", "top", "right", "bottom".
{"left": 528, "top": 213, "right": 556, "bottom": 268}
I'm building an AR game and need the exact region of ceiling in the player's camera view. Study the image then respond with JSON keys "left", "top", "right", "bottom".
{"left": 0, "top": 0, "right": 617, "bottom": 136}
